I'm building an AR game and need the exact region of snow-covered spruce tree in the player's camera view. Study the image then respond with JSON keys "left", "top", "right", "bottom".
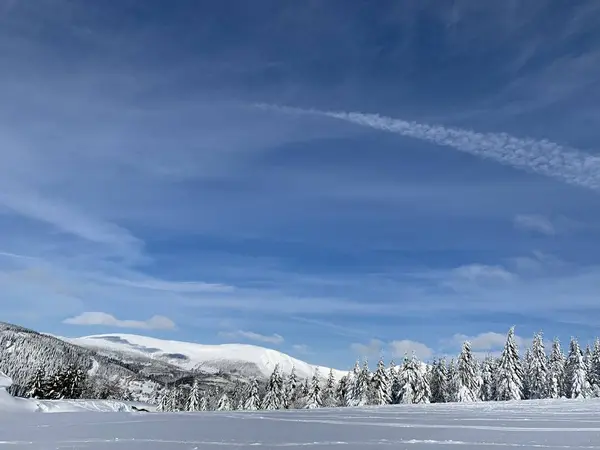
{"left": 548, "top": 338, "right": 565, "bottom": 399}
{"left": 565, "top": 337, "right": 590, "bottom": 399}
{"left": 527, "top": 332, "right": 548, "bottom": 400}
{"left": 370, "top": 357, "right": 392, "bottom": 405}
{"left": 455, "top": 341, "right": 481, "bottom": 402}
{"left": 445, "top": 358, "right": 459, "bottom": 403}
{"left": 261, "top": 364, "right": 285, "bottom": 410}
{"left": 26, "top": 366, "right": 47, "bottom": 399}
{"left": 217, "top": 392, "right": 232, "bottom": 411}
{"left": 429, "top": 358, "right": 448, "bottom": 403}
{"left": 187, "top": 378, "right": 202, "bottom": 411}
{"left": 495, "top": 327, "right": 523, "bottom": 401}
{"left": 284, "top": 366, "right": 300, "bottom": 409}
{"left": 522, "top": 348, "right": 533, "bottom": 400}
{"left": 413, "top": 355, "right": 431, "bottom": 404}
{"left": 244, "top": 378, "right": 261, "bottom": 411}
{"left": 47, "top": 369, "right": 68, "bottom": 400}
{"left": 396, "top": 353, "right": 429, "bottom": 404}
{"left": 168, "top": 386, "right": 181, "bottom": 411}
{"left": 480, "top": 356, "right": 496, "bottom": 402}
{"left": 589, "top": 338, "right": 600, "bottom": 397}
{"left": 322, "top": 368, "right": 337, "bottom": 407}
{"left": 157, "top": 388, "right": 170, "bottom": 412}
{"left": 305, "top": 370, "right": 323, "bottom": 409}
{"left": 350, "top": 360, "right": 370, "bottom": 406}
{"left": 335, "top": 375, "right": 350, "bottom": 407}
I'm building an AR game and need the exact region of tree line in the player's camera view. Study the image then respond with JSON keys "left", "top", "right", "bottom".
{"left": 156, "top": 327, "right": 600, "bottom": 412}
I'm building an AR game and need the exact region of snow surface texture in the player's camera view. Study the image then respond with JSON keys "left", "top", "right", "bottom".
{"left": 65, "top": 333, "right": 346, "bottom": 380}
{"left": 0, "top": 372, "right": 152, "bottom": 414}
{"left": 2, "top": 399, "right": 600, "bottom": 449}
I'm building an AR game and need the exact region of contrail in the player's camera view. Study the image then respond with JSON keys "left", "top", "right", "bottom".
{"left": 257, "top": 104, "right": 600, "bottom": 191}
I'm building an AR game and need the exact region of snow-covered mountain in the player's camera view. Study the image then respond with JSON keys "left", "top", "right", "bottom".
{"left": 65, "top": 333, "right": 346, "bottom": 381}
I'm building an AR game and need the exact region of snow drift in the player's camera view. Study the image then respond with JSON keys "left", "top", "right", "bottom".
{"left": 0, "top": 371, "right": 152, "bottom": 413}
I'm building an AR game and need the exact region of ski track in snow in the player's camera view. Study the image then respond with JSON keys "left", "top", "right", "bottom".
{"left": 2, "top": 399, "right": 600, "bottom": 449}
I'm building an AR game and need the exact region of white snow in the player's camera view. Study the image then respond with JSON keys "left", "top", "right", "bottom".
{"left": 63, "top": 333, "right": 346, "bottom": 380}
{"left": 2, "top": 398, "right": 600, "bottom": 449}
{"left": 0, "top": 372, "right": 153, "bottom": 414}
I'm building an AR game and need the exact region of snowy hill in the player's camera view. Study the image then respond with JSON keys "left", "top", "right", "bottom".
{"left": 66, "top": 333, "right": 346, "bottom": 381}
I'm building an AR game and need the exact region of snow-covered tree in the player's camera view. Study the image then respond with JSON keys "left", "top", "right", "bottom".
{"left": 589, "top": 339, "right": 600, "bottom": 396}
{"left": 480, "top": 356, "right": 496, "bottom": 402}
{"left": 527, "top": 332, "right": 548, "bottom": 400}
{"left": 522, "top": 348, "right": 533, "bottom": 400}
{"left": 336, "top": 375, "right": 350, "bottom": 407}
{"left": 305, "top": 370, "right": 323, "bottom": 409}
{"left": 261, "top": 364, "right": 285, "bottom": 410}
{"left": 455, "top": 341, "right": 481, "bottom": 402}
{"left": 284, "top": 366, "right": 300, "bottom": 408}
{"left": 217, "top": 392, "right": 232, "bottom": 411}
{"left": 395, "top": 353, "right": 429, "bottom": 404}
{"left": 243, "top": 378, "right": 261, "bottom": 411}
{"left": 430, "top": 358, "right": 448, "bottom": 403}
{"left": 565, "top": 337, "right": 590, "bottom": 399}
{"left": 371, "top": 357, "right": 391, "bottom": 405}
{"left": 445, "top": 358, "right": 459, "bottom": 403}
{"left": 26, "top": 367, "right": 48, "bottom": 399}
{"left": 548, "top": 338, "right": 565, "bottom": 399}
{"left": 322, "top": 369, "right": 337, "bottom": 407}
{"left": 157, "top": 388, "right": 170, "bottom": 412}
{"left": 495, "top": 327, "right": 523, "bottom": 401}
{"left": 350, "top": 360, "right": 370, "bottom": 406}
{"left": 187, "top": 379, "right": 202, "bottom": 411}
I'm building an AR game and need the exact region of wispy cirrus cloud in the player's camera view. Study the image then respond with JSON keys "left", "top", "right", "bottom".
{"left": 63, "top": 311, "right": 176, "bottom": 330}
{"left": 514, "top": 214, "right": 556, "bottom": 235}
{"left": 218, "top": 330, "right": 284, "bottom": 345}
{"left": 259, "top": 104, "right": 600, "bottom": 192}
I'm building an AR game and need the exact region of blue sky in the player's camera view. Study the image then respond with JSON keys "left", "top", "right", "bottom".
{"left": 2, "top": 0, "right": 600, "bottom": 369}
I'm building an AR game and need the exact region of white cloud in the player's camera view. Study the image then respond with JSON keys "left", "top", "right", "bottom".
{"left": 452, "top": 264, "right": 515, "bottom": 283}
{"left": 514, "top": 214, "right": 556, "bottom": 235}
{"left": 218, "top": 330, "right": 284, "bottom": 345}
{"left": 261, "top": 104, "right": 600, "bottom": 192}
{"left": 63, "top": 312, "right": 176, "bottom": 330}
{"left": 351, "top": 339, "right": 433, "bottom": 361}
{"left": 350, "top": 339, "right": 384, "bottom": 358}
{"left": 292, "top": 344, "right": 310, "bottom": 354}
{"left": 448, "top": 331, "right": 526, "bottom": 352}
{"left": 389, "top": 340, "right": 434, "bottom": 360}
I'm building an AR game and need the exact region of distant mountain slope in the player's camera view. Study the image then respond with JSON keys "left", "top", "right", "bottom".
{"left": 0, "top": 322, "right": 186, "bottom": 399}
{"left": 66, "top": 333, "right": 346, "bottom": 381}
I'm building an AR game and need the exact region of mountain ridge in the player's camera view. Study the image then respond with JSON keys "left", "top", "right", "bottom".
{"left": 63, "top": 332, "right": 347, "bottom": 381}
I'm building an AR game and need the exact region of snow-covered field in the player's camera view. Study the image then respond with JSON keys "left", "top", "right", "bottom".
{"left": 2, "top": 399, "right": 600, "bottom": 449}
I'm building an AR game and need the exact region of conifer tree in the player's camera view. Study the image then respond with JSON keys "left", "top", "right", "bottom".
{"left": 589, "top": 338, "right": 600, "bottom": 396}
{"left": 217, "top": 392, "right": 232, "bottom": 411}
{"left": 371, "top": 357, "right": 391, "bottom": 405}
{"left": 527, "top": 332, "right": 548, "bottom": 400}
{"left": 480, "top": 356, "right": 496, "bottom": 401}
{"left": 445, "top": 358, "right": 459, "bottom": 402}
{"left": 261, "top": 364, "right": 284, "bottom": 410}
{"left": 305, "top": 369, "right": 323, "bottom": 409}
{"left": 187, "top": 379, "right": 202, "bottom": 411}
{"left": 157, "top": 388, "right": 170, "bottom": 412}
{"left": 430, "top": 358, "right": 448, "bottom": 403}
{"left": 244, "top": 378, "right": 261, "bottom": 411}
{"left": 396, "top": 353, "right": 429, "bottom": 403}
{"left": 322, "top": 368, "right": 337, "bottom": 407}
{"left": 548, "top": 338, "right": 565, "bottom": 399}
{"left": 565, "top": 337, "right": 590, "bottom": 399}
{"left": 336, "top": 375, "right": 350, "bottom": 407}
{"left": 522, "top": 348, "right": 533, "bottom": 400}
{"left": 284, "top": 366, "right": 300, "bottom": 408}
{"left": 26, "top": 367, "right": 47, "bottom": 399}
{"left": 455, "top": 341, "right": 481, "bottom": 402}
{"left": 350, "top": 360, "right": 370, "bottom": 406}
{"left": 495, "top": 327, "right": 523, "bottom": 401}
